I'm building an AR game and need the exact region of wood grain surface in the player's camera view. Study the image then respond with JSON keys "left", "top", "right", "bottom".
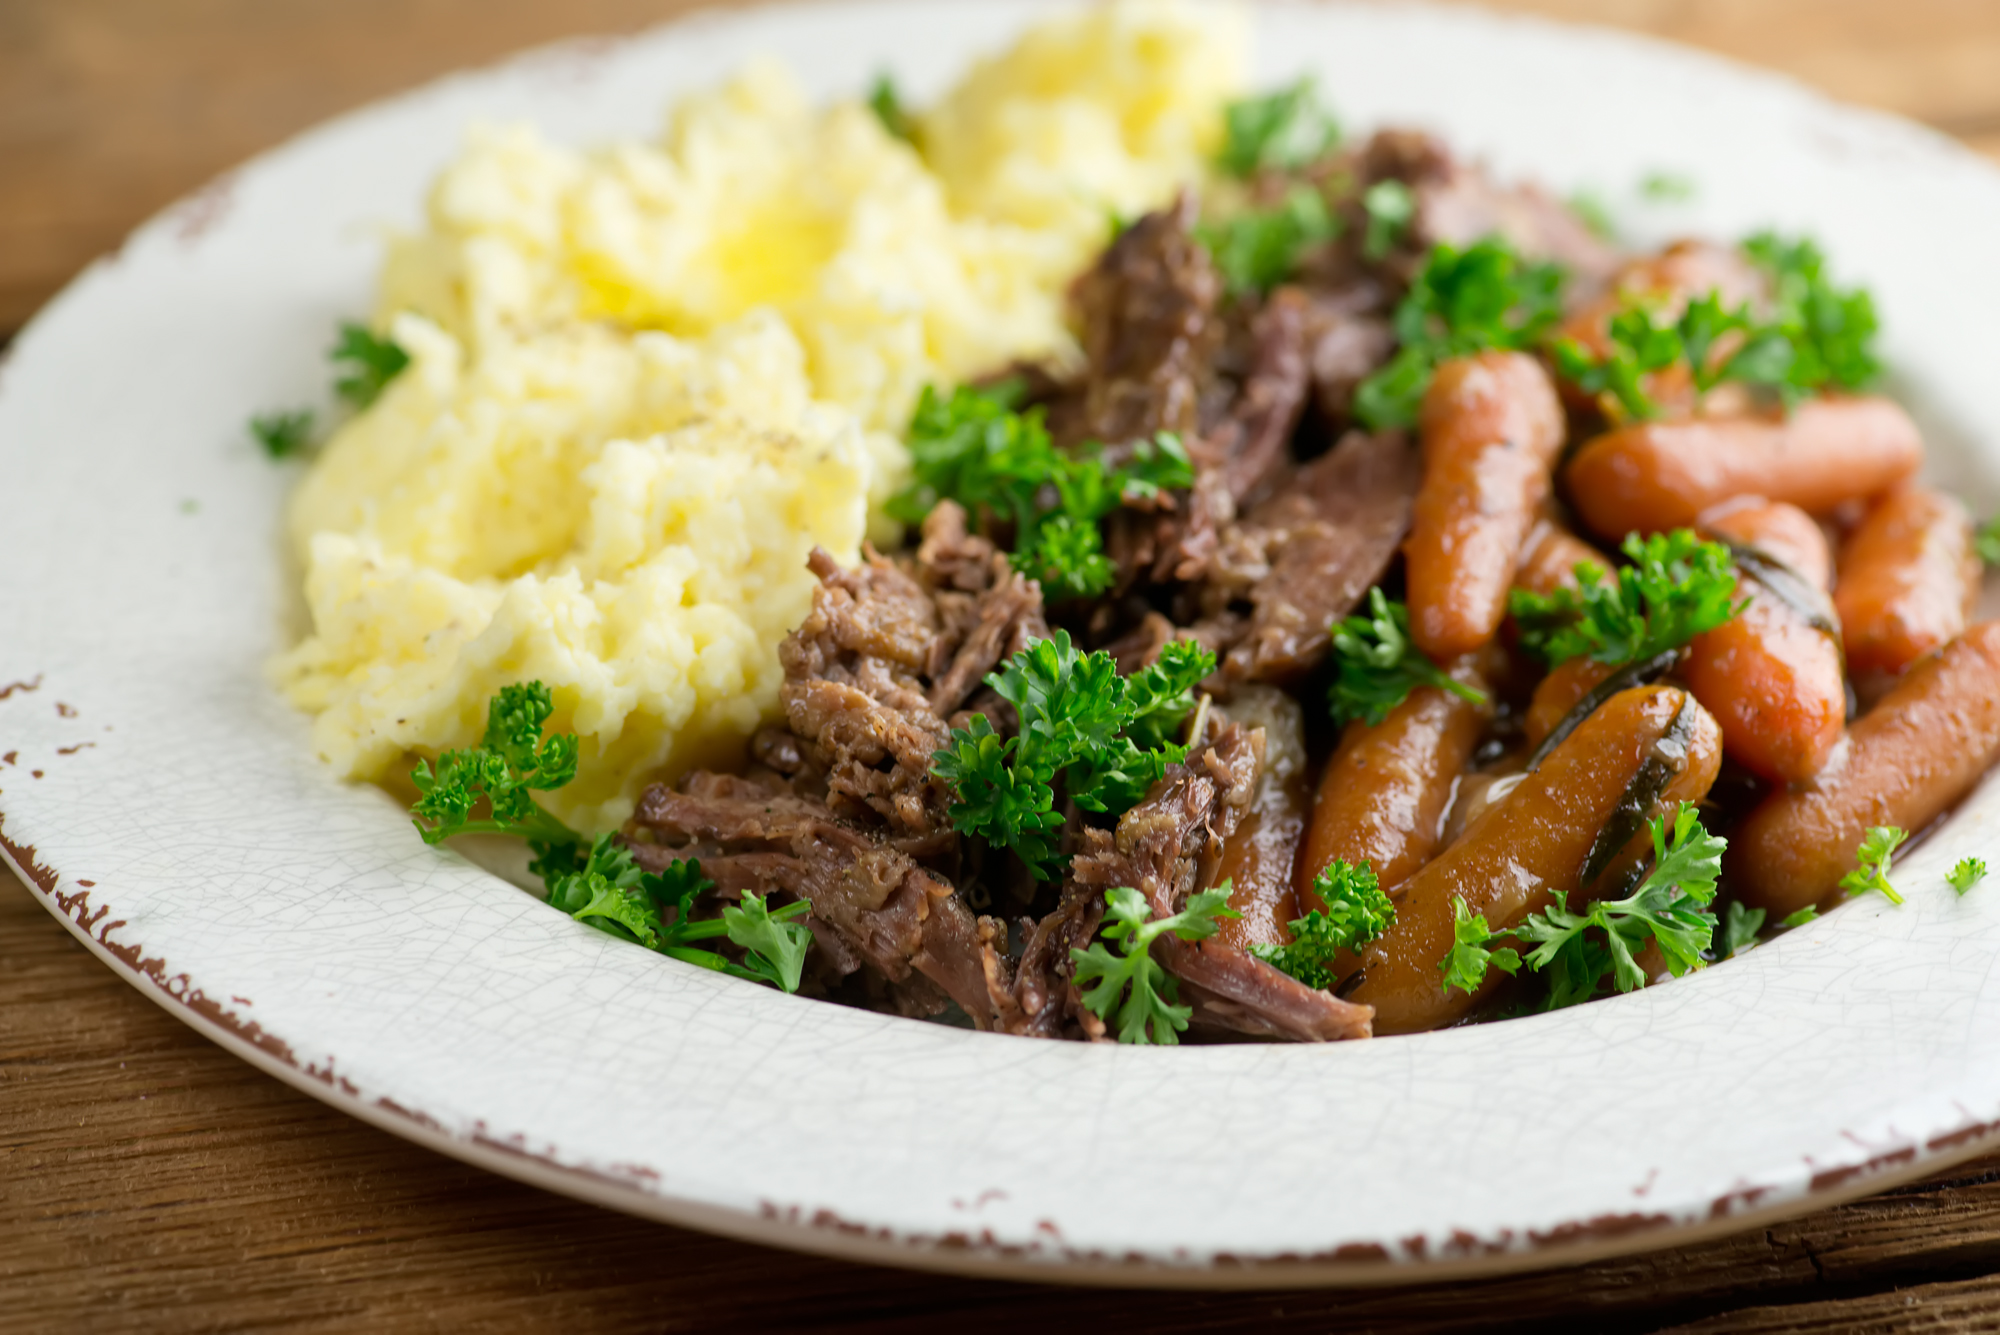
{"left": 9, "top": 1, "right": 2000, "bottom": 1329}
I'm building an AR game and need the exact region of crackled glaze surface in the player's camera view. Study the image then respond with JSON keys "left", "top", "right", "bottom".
{"left": 6, "top": 0, "right": 2000, "bottom": 1287}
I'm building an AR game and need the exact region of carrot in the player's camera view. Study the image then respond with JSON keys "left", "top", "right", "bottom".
{"left": 1555, "top": 241, "right": 1766, "bottom": 417}
{"left": 1515, "top": 519, "right": 1610, "bottom": 600}
{"left": 1405, "top": 351, "right": 1566, "bottom": 659}
{"left": 1345, "top": 685, "right": 1723, "bottom": 1034}
{"left": 1523, "top": 658, "right": 1616, "bottom": 752}
{"left": 1557, "top": 241, "right": 1765, "bottom": 362}
{"left": 1564, "top": 397, "right": 1922, "bottom": 538}
{"left": 1214, "top": 687, "right": 1309, "bottom": 952}
{"left": 1835, "top": 486, "right": 1981, "bottom": 681}
{"left": 1728, "top": 621, "right": 2000, "bottom": 918}
{"left": 1682, "top": 584, "right": 1846, "bottom": 785}
{"left": 1698, "top": 497, "right": 1834, "bottom": 590}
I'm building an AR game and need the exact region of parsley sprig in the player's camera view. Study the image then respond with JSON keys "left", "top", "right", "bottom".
{"left": 1509, "top": 530, "right": 1744, "bottom": 668}
{"left": 1511, "top": 803, "right": 1726, "bottom": 1009}
{"left": 933, "top": 634, "right": 1215, "bottom": 878}
{"left": 1072, "top": 885, "right": 1240, "bottom": 1044}
{"left": 1250, "top": 860, "right": 1395, "bottom": 990}
{"left": 866, "top": 74, "right": 914, "bottom": 142}
{"left": 1720, "top": 901, "right": 1766, "bottom": 959}
{"left": 887, "top": 384, "right": 1193, "bottom": 602}
{"left": 1354, "top": 237, "right": 1567, "bottom": 430}
{"left": 1949, "top": 857, "right": 1988, "bottom": 896}
{"left": 1974, "top": 518, "right": 2000, "bottom": 568}
{"left": 411, "top": 682, "right": 812, "bottom": 990}
{"left": 1328, "top": 588, "right": 1487, "bottom": 726}
{"left": 1361, "top": 180, "right": 1417, "bottom": 261}
{"left": 1197, "top": 185, "right": 1339, "bottom": 293}
{"left": 331, "top": 322, "right": 410, "bottom": 409}
{"left": 1554, "top": 232, "right": 1880, "bottom": 421}
{"left": 250, "top": 409, "right": 316, "bottom": 459}
{"left": 1440, "top": 897, "right": 1520, "bottom": 995}
{"left": 1840, "top": 826, "right": 1908, "bottom": 905}
{"left": 1216, "top": 78, "right": 1340, "bottom": 179}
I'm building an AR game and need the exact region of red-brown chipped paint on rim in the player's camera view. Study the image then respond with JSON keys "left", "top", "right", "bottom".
{"left": 10, "top": 794, "right": 2000, "bottom": 1287}
{"left": 0, "top": 676, "right": 44, "bottom": 700}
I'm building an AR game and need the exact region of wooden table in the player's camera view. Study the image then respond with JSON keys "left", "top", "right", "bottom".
{"left": 8, "top": 2, "right": 2000, "bottom": 1328}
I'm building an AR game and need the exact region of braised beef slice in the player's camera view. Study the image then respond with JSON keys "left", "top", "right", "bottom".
{"left": 1358, "top": 128, "right": 1620, "bottom": 287}
{"left": 1297, "top": 282, "right": 1397, "bottom": 422}
{"left": 1060, "top": 723, "right": 1374, "bottom": 1042}
{"left": 1064, "top": 201, "right": 1316, "bottom": 591}
{"left": 630, "top": 773, "right": 1008, "bottom": 1027}
{"left": 1071, "top": 192, "right": 1222, "bottom": 449}
{"left": 1216, "top": 428, "right": 1422, "bottom": 682}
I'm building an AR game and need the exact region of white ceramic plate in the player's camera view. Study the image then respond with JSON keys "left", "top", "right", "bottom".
{"left": 7, "top": 0, "right": 2000, "bottom": 1289}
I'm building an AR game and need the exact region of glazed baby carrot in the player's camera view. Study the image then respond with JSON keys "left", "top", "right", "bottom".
{"left": 1564, "top": 397, "right": 1922, "bottom": 538}
{"left": 1556, "top": 241, "right": 1765, "bottom": 363}
{"left": 1681, "top": 580, "right": 1847, "bottom": 785}
{"left": 1728, "top": 621, "right": 2000, "bottom": 918}
{"left": 1405, "top": 351, "right": 1566, "bottom": 658}
{"left": 1835, "top": 486, "right": 1981, "bottom": 680}
{"left": 1514, "top": 519, "right": 1610, "bottom": 601}
{"left": 1345, "top": 684, "right": 1723, "bottom": 1034}
{"left": 1295, "top": 663, "right": 1492, "bottom": 904}
{"left": 1698, "top": 496, "right": 1834, "bottom": 590}
{"left": 1522, "top": 657, "right": 1617, "bottom": 752}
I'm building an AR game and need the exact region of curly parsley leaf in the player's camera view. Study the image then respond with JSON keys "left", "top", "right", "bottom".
{"left": 1743, "top": 231, "right": 1882, "bottom": 397}
{"left": 1217, "top": 78, "right": 1340, "bottom": 178}
{"left": 1511, "top": 803, "right": 1726, "bottom": 1009}
{"left": 1781, "top": 905, "right": 1820, "bottom": 929}
{"left": 414, "top": 685, "right": 811, "bottom": 991}
{"left": 1949, "top": 857, "right": 1989, "bottom": 896}
{"left": 888, "top": 384, "right": 1194, "bottom": 602}
{"left": 1721, "top": 901, "right": 1767, "bottom": 959}
{"left": 866, "top": 74, "right": 914, "bottom": 142}
{"left": 721, "top": 893, "right": 815, "bottom": 992}
{"left": 1569, "top": 190, "right": 1618, "bottom": 243}
{"left": 1328, "top": 587, "right": 1487, "bottom": 727}
{"left": 1840, "top": 826, "right": 1909, "bottom": 905}
{"left": 330, "top": 322, "right": 410, "bottom": 409}
{"left": 1440, "top": 896, "right": 1521, "bottom": 995}
{"left": 1072, "top": 885, "right": 1240, "bottom": 1045}
{"left": 1354, "top": 237, "right": 1568, "bottom": 430}
{"left": 410, "top": 681, "right": 581, "bottom": 853}
{"left": 936, "top": 632, "right": 1214, "bottom": 878}
{"left": 1553, "top": 234, "right": 1878, "bottom": 420}
{"left": 1361, "top": 179, "right": 1417, "bottom": 261}
{"left": 1975, "top": 518, "right": 2000, "bottom": 568}
{"left": 1510, "top": 529, "right": 1745, "bottom": 668}
{"left": 933, "top": 715, "right": 1064, "bottom": 874}
{"left": 1249, "top": 860, "right": 1395, "bottom": 990}
{"left": 1640, "top": 171, "right": 1697, "bottom": 203}
{"left": 1197, "top": 184, "right": 1338, "bottom": 293}
{"left": 250, "top": 409, "right": 315, "bottom": 459}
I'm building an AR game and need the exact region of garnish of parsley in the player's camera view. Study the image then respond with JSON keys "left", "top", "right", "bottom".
{"left": 933, "top": 634, "right": 1215, "bottom": 879}
{"left": 1353, "top": 237, "right": 1567, "bottom": 431}
{"left": 1072, "top": 884, "right": 1240, "bottom": 1045}
{"left": 1250, "top": 860, "right": 1395, "bottom": 990}
{"left": 1509, "top": 529, "right": 1744, "bottom": 668}
{"left": 1328, "top": 587, "right": 1486, "bottom": 727}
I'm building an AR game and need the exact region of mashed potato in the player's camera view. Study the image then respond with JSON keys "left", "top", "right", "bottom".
{"left": 280, "top": 0, "right": 1245, "bottom": 829}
